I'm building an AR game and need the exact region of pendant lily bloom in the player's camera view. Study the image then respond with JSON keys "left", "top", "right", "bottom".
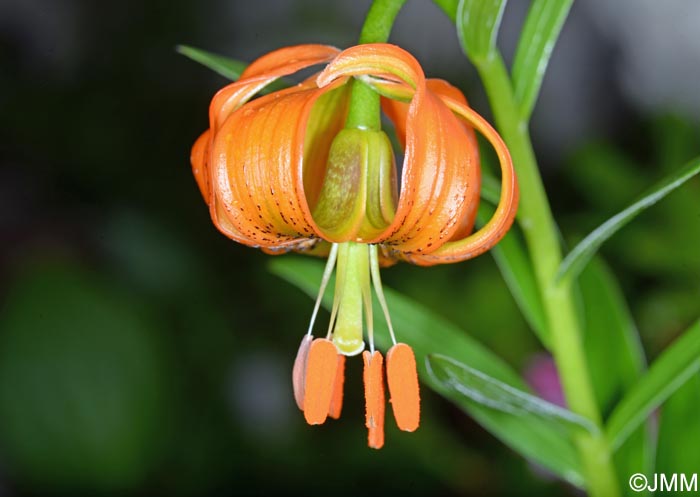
{"left": 190, "top": 43, "right": 518, "bottom": 448}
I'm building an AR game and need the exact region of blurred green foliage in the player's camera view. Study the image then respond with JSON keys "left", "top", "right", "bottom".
{"left": 565, "top": 115, "right": 700, "bottom": 342}
{"left": 0, "top": 259, "right": 170, "bottom": 494}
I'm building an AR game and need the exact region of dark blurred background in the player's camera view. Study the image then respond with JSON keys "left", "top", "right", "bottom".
{"left": 1, "top": 0, "right": 699, "bottom": 495}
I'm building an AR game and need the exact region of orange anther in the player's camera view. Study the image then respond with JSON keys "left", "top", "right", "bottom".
{"left": 328, "top": 355, "right": 346, "bottom": 419}
{"left": 292, "top": 335, "right": 313, "bottom": 410}
{"left": 386, "top": 343, "right": 420, "bottom": 432}
{"left": 363, "top": 350, "right": 385, "bottom": 449}
{"left": 303, "top": 338, "right": 339, "bottom": 425}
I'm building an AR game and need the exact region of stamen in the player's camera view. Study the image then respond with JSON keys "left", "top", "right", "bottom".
{"left": 361, "top": 259, "right": 375, "bottom": 353}
{"left": 328, "top": 355, "right": 346, "bottom": 419}
{"left": 303, "top": 338, "right": 339, "bottom": 425}
{"left": 325, "top": 245, "right": 345, "bottom": 340}
{"left": 307, "top": 243, "right": 339, "bottom": 337}
{"left": 363, "top": 350, "right": 385, "bottom": 449}
{"left": 326, "top": 291, "right": 341, "bottom": 340}
{"left": 292, "top": 334, "right": 313, "bottom": 410}
{"left": 386, "top": 343, "right": 420, "bottom": 432}
{"left": 325, "top": 246, "right": 343, "bottom": 340}
{"left": 369, "top": 245, "right": 397, "bottom": 345}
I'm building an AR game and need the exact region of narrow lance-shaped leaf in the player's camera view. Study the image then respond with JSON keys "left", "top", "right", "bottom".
{"left": 456, "top": 0, "right": 507, "bottom": 63}
{"left": 557, "top": 156, "right": 700, "bottom": 284}
{"left": 432, "top": 0, "right": 459, "bottom": 21}
{"left": 427, "top": 354, "right": 597, "bottom": 435}
{"left": 656, "top": 375, "right": 700, "bottom": 480}
{"left": 479, "top": 172, "right": 501, "bottom": 206}
{"left": 511, "top": 0, "right": 573, "bottom": 121}
{"left": 477, "top": 204, "right": 550, "bottom": 347}
{"left": 424, "top": 353, "right": 585, "bottom": 487}
{"left": 606, "top": 319, "right": 700, "bottom": 450}
{"left": 577, "top": 258, "right": 651, "bottom": 484}
{"left": 579, "top": 258, "right": 646, "bottom": 413}
{"left": 176, "top": 45, "right": 289, "bottom": 93}
{"left": 176, "top": 45, "right": 247, "bottom": 81}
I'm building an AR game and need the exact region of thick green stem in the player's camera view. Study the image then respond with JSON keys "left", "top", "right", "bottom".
{"left": 345, "top": 0, "right": 406, "bottom": 130}
{"left": 345, "top": 80, "right": 382, "bottom": 131}
{"left": 475, "top": 53, "right": 621, "bottom": 497}
{"left": 358, "top": 0, "right": 406, "bottom": 45}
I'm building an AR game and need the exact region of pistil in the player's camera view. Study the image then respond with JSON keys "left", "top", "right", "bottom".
{"left": 330, "top": 242, "right": 370, "bottom": 356}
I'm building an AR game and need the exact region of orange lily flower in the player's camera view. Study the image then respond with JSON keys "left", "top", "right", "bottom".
{"left": 191, "top": 43, "right": 518, "bottom": 448}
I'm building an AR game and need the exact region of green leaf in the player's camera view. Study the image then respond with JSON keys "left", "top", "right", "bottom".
{"left": 432, "top": 0, "right": 459, "bottom": 21}
{"left": 511, "top": 0, "right": 573, "bottom": 121}
{"left": 270, "top": 256, "right": 584, "bottom": 486}
{"left": 577, "top": 259, "right": 652, "bottom": 487}
{"left": 456, "top": 0, "right": 507, "bottom": 63}
{"left": 426, "top": 353, "right": 592, "bottom": 486}
{"left": 177, "top": 45, "right": 299, "bottom": 94}
{"left": 479, "top": 172, "right": 501, "bottom": 205}
{"left": 557, "top": 156, "right": 700, "bottom": 283}
{"left": 427, "top": 354, "right": 596, "bottom": 434}
{"left": 477, "top": 204, "right": 550, "bottom": 347}
{"left": 579, "top": 259, "right": 646, "bottom": 415}
{"left": 605, "top": 319, "right": 700, "bottom": 450}
{"left": 176, "top": 44, "right": 247, "bottom": 81}
{"left": 656, "top": 374, "right": 700, "bottom": 478}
